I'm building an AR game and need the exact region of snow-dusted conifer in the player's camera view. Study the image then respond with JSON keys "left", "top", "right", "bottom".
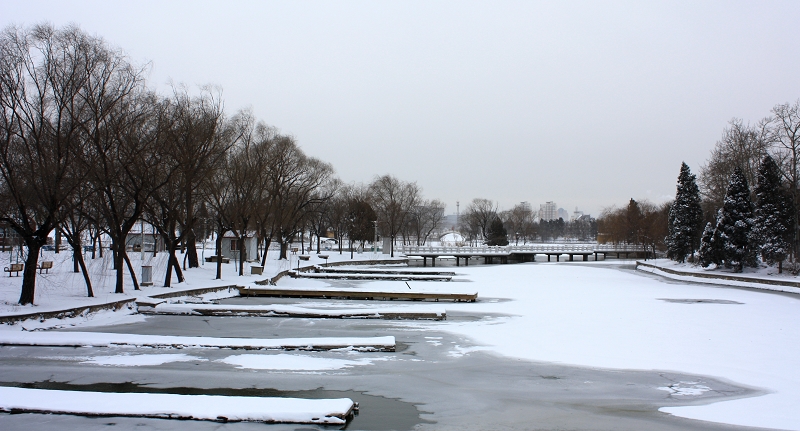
{"left": 666, "top": 162, "right": 703, "bottom": 263}
{"left": 486, "top": 217, "right": 509, "bottom": 246}
{"left": 698, "top": 220, "right": 723, "bottom": 267}
{"left": 753, "top": 155, "right": 793, "bottom": 272}
{"left": 716, "top": 167, "right": 757, "bottom": 272}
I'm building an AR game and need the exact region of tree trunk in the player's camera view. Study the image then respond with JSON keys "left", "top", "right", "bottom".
{"left": 186, "top": 230, "right": 199, "bottom": 268}
{"left": 215, "top": 228, "right": 224, "bottom": 280}
{"left": 239, "top": 237, "right": 247, "bottom": 276}
{"left": 122, "top": 251, "right": 140, "bottom": 291}
{"left": 73, "top": 244, "right": 94, "bottom": 297}
{"left": 18, "top": 242, "right": 42, "bottom": 305}
{"left": 261, "top": 237, "right": 272, "bottom": 267}
{"left": 113, "top": 246, "right": 125, "bottom": 293}
{"left": 163, "top": 238, "right": 185, "bottom": 286}
{"left": 280, "top": 241, "right": 289, "bottom": 260}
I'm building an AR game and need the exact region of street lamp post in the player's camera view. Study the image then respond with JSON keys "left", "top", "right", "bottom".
{"left": 373, "top": 220, "right": 378, "bottom": 256}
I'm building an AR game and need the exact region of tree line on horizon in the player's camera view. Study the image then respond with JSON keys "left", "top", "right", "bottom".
{"left": 455, "top": 198, "right": 597, "bottom": 247}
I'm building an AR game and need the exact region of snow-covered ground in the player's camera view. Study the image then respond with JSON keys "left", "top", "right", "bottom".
{"left": 3, "top": 247, "right": 800, "bottom": 430}
{"left": 0, "top": 247, "right": 401, "bottom": 317}
{"left": 652, "top": 257, "right": 800, "bottom": 280}
{"left": 639, "top": 258, "right": 800, "bottom": 294}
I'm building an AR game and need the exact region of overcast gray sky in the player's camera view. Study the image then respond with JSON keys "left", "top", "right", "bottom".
{"left": 3, "top": 0, "right": 799, "bottom": 216}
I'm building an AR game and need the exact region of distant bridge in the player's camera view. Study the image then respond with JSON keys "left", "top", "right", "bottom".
{"left": 400, "top": 244, "right": 651, "bottom": 267}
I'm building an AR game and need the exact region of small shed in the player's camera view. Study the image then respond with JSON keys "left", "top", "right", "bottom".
{"left": 219, "top": 232, "right": 259, "bottom": 261}
{"left": 125, "top": 230, "right": 165, "bottom": 252}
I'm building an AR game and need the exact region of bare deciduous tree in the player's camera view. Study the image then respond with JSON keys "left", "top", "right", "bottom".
{"left": 699, "top": 118, "right": 770, "bottom": 212}
{"left": 407, "top": 199, "right": 446, "bottom": 246}
{"left": 769, "top": 100, "right": 800, "bottom": 260}
{"left": 0, "top": 24, "right": 142, "bottom": 303}
{"left": 369, "top": 175, "right": 419, "bottom": 257}
{"left": 460, "top": 198, "right": 498, "bottom": 244}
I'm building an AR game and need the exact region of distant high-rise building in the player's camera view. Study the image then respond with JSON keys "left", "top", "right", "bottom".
{"left": 539, "top": 201, "right": 557, "bottom": 221}
{"left": 557, "top": 208, "right": 569, "bottom": 221}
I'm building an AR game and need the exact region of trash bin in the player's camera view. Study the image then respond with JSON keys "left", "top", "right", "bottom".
{"left": 141, "top": 265, "right": 153, "bottom": 286}
{"left": 250, "top": 266, "right": 264, "bottom": 275}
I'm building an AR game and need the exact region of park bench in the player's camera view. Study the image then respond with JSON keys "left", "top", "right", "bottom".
{"left": 4, "top": 263, "right": 23, "bottom": 277}
{"left": 205, "top": 255, "right": 230, "bottom": 264}
{"left": 37, "top": 261, "right": 53, "bottom": 274}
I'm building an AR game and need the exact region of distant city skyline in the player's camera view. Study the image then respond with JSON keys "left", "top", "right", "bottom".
{"left": 3, "top": 1, "right": 799, "bottom": 216}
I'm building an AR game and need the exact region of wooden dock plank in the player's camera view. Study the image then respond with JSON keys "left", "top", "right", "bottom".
{"left": 292, "top": 272, "right": 452, "bottom": 281}
{"left": 238, "top": 287, "right": 477, "bottom": 302}
{"left": 315, "top": 267, "right": 456, "bottom": 276}
{"left": 143, "top": 304, "right": 446, "bottom": 320}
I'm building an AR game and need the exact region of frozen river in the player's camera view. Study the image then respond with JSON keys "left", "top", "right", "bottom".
{"left": 1, "top": 261, "right": 797, "bottom": 430}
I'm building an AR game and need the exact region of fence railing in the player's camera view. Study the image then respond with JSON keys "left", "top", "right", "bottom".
{"left": 401, "top": 243, "right": 648, "bottom": 255}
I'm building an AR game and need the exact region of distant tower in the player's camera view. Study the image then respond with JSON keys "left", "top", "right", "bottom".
{"left": 456, "top": 201, "right": 460, "bottom": 226}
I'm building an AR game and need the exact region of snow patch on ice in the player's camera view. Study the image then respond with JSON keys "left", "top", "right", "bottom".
{"left": 218, "top": 353, "right": 386, "bottom": 370}
{"left": 658, "top": 381, "right": 711, "bottom": 396}
{"left": 447, "top": 345, "right": 486, "bottom": 357}
{"left": 81, "top": 353, "right": 206, "bottom": 367}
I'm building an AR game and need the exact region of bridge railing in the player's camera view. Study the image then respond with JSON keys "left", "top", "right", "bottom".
{"left": 594, "top": 244, "right": 649, "bottom": 252}
{"left": 401, "top": 246, "right": 511, "bottom": 255}
{"left": 401, "top": 243, "right": 649, "bottom": 255}
{"left": 509, "top": 244, "right": 594, "bottom": 253}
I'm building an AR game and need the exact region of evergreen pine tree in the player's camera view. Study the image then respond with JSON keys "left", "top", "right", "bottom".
{"left": 716, "top": 167, "right": 757, "bottom": 272}
{"left": 698, "top": 221, "right": 723, "bottom": 267}
{"left": 753, "top": 155, "right": 794, "bottom": 273}
{"left": 486, "top": 217, "right": 509, "bottom": 246}
{"left": 666, "top": 162, "right": 704, "bottom": 263}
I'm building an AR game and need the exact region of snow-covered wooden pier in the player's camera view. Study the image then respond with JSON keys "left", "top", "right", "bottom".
{"left": 0, "top": 387, "right": 357, "bottom": 425}
{"left": 314, "top": 266, "right": 456, "bottom": 276}
{"left": 142, "top": 303, "right": 447, "bottom": 320}
{"left": 0, "top": 331, "right": 396, "bottom": 351}
{"left": 238, "top": 286, "right": 477, "bottom": 302}
{"left": 290, "top": 270, "right": 452, "bottom": 281}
